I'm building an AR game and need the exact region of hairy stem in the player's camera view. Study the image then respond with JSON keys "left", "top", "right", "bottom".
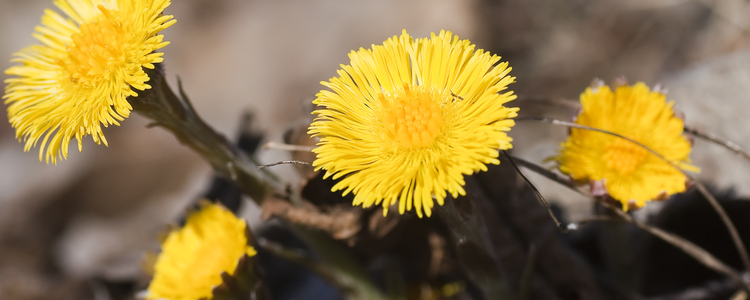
{"left": 129, "top": 65, "right": 282, "bottom": 203}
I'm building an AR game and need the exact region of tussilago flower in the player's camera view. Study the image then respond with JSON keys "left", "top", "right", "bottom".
{"left": 309, "top": 30, "right": 518, "bottom": 218}
{"left": 556, "top": 81, "right": 699, "bottom": 210}
{"left": 147, "top": 202, "right": 256, "bottom": 300}
{"left": 4, "top": 0, "right": 176, "bottom": 164}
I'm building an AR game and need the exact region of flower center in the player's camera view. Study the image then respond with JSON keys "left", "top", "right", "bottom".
{"left": 603, "top": 137, "right": 648, "bottom": 175}
{"left": 188, "top": 240, "right": 230, "bottom": 284}
{"left": 58, "top": 6, "right": 127, "bottom": 86}
{"left": 380, "top": 85, "right": 444, "bottom": 148}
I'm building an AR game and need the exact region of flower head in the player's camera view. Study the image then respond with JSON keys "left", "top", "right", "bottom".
{"left": 4, "top": 0, "right": 176, "bottom": 164}
{"left": 309, "top": 30, "right": 518, "bottom": 218}
{"left": 147, "top": 202, "right": 256, "bottom": 300}
{"left": 556, "top": 81, "right": 699, "bottom": 209}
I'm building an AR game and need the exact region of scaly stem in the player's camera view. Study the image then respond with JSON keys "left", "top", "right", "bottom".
{"left": 129, "top": 65, "right": 282, "bottom": 203}
{"left": 131, "top": 65, "right": 387, "bottom": 299}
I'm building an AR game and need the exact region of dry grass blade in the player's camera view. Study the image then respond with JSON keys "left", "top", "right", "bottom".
{"left": 258, "top": 160, "right": 311, "bottom": 169}
{"left": 684, "top": 126, "right": 750, "bottom": 163}
{"left": 505, "top": 155, "right": 587, "bottom": 196}
{"left": 693, "top": 181, "right": 750, "bottom": 270}
{"left": 566, "top": 216, "right": 620, "bottom": 231}
{"left": 502, "top": 150, "right": 564, "bottom": 230}
{"left": 519, "top": 116, "right": 750, "bottom": 275}
{"left": 512, "top": 154, "right": 750, "bottom": 293}
{"left": 600, "top": 201, "right": 750, "bottom": 294}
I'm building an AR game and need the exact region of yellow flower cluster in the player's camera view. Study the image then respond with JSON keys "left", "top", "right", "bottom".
{"left": 5, "top": 0, "right": 706, "bottom": 293}
{"left": 4, "top": 0, "right": 175, "bottom": 163}
{"left": 556, "top": 82, "right": 699, "bottom": 209}
{"left": 147, "top": 202, "right": 256, "bottom": 300}
{"left": 309, "top": 30, "right": 518, "bottom": 218}
{"left": 6, "top": 0, "right": 701, "bottom": 215}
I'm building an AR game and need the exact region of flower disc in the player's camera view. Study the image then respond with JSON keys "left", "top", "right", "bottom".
{"left": 309, "top": 30, "right": 518, "bottom": 218}
{"left": 557, "top": 82, "right": 699, "bottom": 209}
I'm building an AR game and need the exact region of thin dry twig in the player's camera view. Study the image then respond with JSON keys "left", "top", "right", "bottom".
{"left": 513, "top": 154, "right": 750, "bottom": 293}
{"left": 506, "top": 155, "right": 587, "bottom": 196}
{"left": 258, "top": 160, "right": 311, "bottom": 169}
{"left": 601, "top": 201, "right": 750, "bottom": 294}
{"left": 517, "top": 117, "right": 677, "bottom": 163}
{"left": 693, "top": 181, "right": 750, "bottom": 270}
{"left": 502, "top": 150, "right": 565, "bottom": 230}
{"left": 516, "top": 96, "right": 750, "bottom": 165}
{"left": 518, "top": 116, "right": 750, "bottom": 274}
{"left": 261, "top": 198, "right": 361, "bottom": 240}
{"left": 565, "top": 216, "right": 620, "bottom": 231}
{"left": 684, "top": 126, "right": 750, "bottom": 163}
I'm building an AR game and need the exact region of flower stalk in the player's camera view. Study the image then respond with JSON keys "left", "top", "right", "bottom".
{"left": 434, "top": 194, "right": 514, "bottom": 299}
{"left": 129, "top": 64, "right": 282, "bottom": 203}
{"left": 132, "top": 65, "right": 390, "bottom": 299}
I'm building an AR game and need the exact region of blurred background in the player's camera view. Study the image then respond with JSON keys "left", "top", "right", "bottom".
{"left": 0, "top": 0, "right": 749, "bottom": 299}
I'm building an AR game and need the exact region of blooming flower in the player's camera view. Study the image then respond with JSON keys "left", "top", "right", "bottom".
{"left": 147, "top": 202, "right": 256, "bottom": 300}
{"left": 556, "top": 81, "right": 699, "bottom": 209}
{"left": 308, "top": 30, "right": 518, "bottom": 218}
{"left": 4, "top": 0, "right": 176, "bottom": 164}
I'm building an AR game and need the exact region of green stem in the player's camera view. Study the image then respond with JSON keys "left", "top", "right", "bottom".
{"left": 129, "top": 65, "right": 282, "bottom": 203}
{"left": 131, "top": 65, "right": 387, "bottom": 299}
{"left": 434, "top": 196, "right": 514, "bottom": 300}
{"left": 278, "top": 225, "right": 389, "bottom": 300}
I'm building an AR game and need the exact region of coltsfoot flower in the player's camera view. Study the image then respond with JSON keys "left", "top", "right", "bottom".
{"left": 4, "top": 0, "right": 176, "bottom": 164}
{"left": 309, "top": 30, "right": 518, "bottom": 218}
{"left": 147, "top": 202, "right": 256, "bottom": 300}
{"left": 556, "top": 81, "right": 699, "bottom": 210}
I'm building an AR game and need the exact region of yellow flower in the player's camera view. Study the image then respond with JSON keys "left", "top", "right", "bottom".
{"left": 309, "top": 30, "right": 518, "bottom": 218}
{"left": 147, "top": 202, "right": 256, "bottom": 300}
{"left": 556, "top": 82, "right": 699, "bottom": 209}
{"left": 4, "top": 0, "right": 176, "bottom": 164}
